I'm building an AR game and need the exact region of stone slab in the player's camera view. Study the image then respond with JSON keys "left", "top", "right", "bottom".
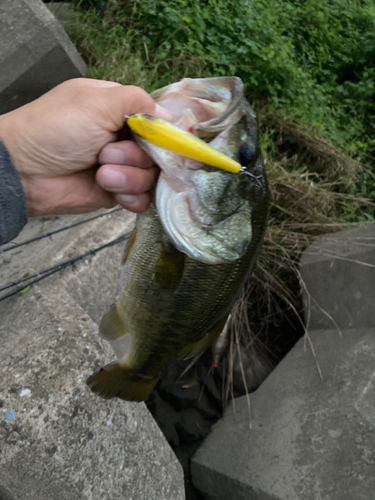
{"left": 299, "top": 223, "right": 375, "bottom": 330}
{"left": 0, "top": 0, "right": 86, "bottom": 115}
{"left": 0, "top": 209, "right": 185, "bottom": 500}
{"left": 191, "top": 327, "right": 375, "bottom": 500}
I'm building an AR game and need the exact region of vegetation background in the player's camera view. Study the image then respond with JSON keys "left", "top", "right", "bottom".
{"left": 59, "top": 0, "right": 375, "bottom": 366}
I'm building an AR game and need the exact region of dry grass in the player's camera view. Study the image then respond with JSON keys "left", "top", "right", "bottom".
{"left": 220, "top": 145, "right": 373, "bottom": 402}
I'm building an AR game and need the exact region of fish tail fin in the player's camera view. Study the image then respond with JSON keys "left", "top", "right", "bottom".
{"left": 86, "top": 362, "right": 158, "bottom": 402}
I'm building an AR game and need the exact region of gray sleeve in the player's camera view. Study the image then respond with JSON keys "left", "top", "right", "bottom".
{"left": 0, "top": 139, "right": 27, "bottom": 246}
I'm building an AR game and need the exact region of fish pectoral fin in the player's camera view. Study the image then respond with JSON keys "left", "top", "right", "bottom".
{"left": 122, "top": 228, "right": 136, "bottom": 266}
{"left": 86, "top": 362, "right": 158, "bottom": 401}
{"left": 155, "top": 245, "right": 185, "bottom": 291}
{"left": 99, "top": 302, "right": 127, "bottom": 340}
{"left": 179, "top": 315, "right": 229, "bottom": 359}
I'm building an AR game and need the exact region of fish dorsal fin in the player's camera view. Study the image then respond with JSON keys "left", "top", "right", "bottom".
{"left": 99, "top": 302, "right": 127, "bottom": 340}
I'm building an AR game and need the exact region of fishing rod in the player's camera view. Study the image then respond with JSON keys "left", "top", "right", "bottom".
{"left": 0, "top": 207, "right": 123, "bottom": 254}
{"left": 0, "top": 231, "right": 131, "bottom": 302}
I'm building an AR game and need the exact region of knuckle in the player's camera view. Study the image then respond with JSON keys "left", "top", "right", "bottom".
{"left": 124, "top": 86, "right": 153, "bottom": 109}
{"left": 124, "top": 85, "right": 148, "bottom": 98}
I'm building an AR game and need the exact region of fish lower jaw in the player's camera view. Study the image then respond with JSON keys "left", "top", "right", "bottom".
{"left": 158, "top": 192, "right": 250, "bottom": 264}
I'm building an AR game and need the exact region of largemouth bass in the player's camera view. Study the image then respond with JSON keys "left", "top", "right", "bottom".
{"left": 87, "top": 77, "right": 269, "bottom": 401}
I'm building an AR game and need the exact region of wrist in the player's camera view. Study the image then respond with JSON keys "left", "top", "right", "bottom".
{"left": 0, "top": 112, "right": 34, "bottom": 216}
{"left": 0, "top": 137, "right": 27, "bottom": 244}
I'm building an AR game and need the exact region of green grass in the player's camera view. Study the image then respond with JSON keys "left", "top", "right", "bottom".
{"left": 68, "top": 0, "right": 375, "bottom": 163}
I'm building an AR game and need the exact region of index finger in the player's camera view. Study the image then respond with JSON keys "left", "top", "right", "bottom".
{"left": 102, "top": 85, "right": 174, "bottom": 132}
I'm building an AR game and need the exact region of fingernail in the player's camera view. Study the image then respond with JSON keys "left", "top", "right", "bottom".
{"left": 154, "top": 103, "right": 176, "bottom": 122}
{"left": 117, "top": 194, "right": 139, "bottom": 206}
{"left": 100, "top": 146, "right": 127, "bottom": 165}
{"left": 101, "top": 169, "right": 127, "bottom": 189}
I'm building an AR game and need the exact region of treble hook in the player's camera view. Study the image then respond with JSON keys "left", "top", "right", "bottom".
{"left": 239, "top": 166, "right": 264, "bottom": 188}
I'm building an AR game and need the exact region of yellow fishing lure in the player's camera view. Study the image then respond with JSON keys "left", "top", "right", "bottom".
{"left": 126, "top": 113, "right": 241, "bottom": 174}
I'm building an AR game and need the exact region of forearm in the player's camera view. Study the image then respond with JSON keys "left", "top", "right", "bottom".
{"left": 0, "top": 139, "right": 27, "bottom": 246}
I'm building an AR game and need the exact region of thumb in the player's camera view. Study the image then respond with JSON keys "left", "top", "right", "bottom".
{"left": 102, "top": 85, "right": 174, "bottom": 131}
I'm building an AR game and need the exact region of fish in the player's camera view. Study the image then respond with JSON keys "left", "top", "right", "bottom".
{"left": 86, "top": 76, "right": 269, "bottom": 401}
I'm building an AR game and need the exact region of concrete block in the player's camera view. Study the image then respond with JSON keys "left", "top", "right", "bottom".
{"left": 0, "top": 0, "right": 86, "bottom": 115}
{"left": 299, "top": 223, "right": 375, "bottom": 330}
{"left": 0, "top": 209, "right": 185, "bottom": 500}
{"left": 192, "top": 327, "right": 375, "bottom": 500}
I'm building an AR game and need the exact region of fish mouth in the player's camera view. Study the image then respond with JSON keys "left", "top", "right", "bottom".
{"left": 139, "top": 77, "right": 255, "bottom": 264}
{"left": 151, "top": 76, "right": 245, "bottom": 137}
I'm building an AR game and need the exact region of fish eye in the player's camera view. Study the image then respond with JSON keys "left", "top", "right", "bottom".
{"left": 238, "top": 144, "right": 256, "bottom": 167}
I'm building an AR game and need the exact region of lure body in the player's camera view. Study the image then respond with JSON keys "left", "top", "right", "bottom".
{"left": 127, "top": 113, "right": 242, "bottom": 174}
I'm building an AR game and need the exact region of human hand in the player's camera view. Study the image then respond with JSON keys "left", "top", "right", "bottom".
{"left": 0, "top": 78, "right": 172, "bottom": 216}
